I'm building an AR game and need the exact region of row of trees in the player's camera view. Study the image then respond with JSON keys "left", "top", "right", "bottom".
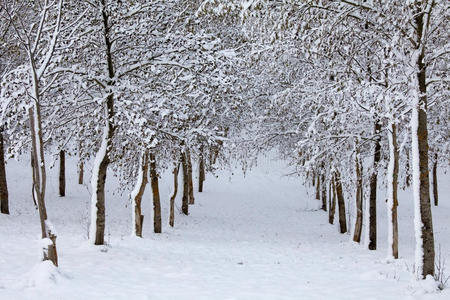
{"left": 198, "top": 0, "right": 449, "bottom": 280}
{"left": 0, "top": 0, "right": 246, "bottom": 266}
{"left": 0, "top": 0, "right": 448, "bottom": 283}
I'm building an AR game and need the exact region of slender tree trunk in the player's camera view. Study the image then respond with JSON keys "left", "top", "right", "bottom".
{"left": 321, "top": 174, "right": 327, "bottom": 211}
{"left": 91, "top": 149, "right": 109, "bottom": 245}
{"left": 335, "top": 170, "right": 347, "bottom": 234}
{"left": 0, "top": 130, "right": 9, "bottom": 214}
{"left": 411, "top": 4, "right": 435, "bottom": 277}
{"left": 315, "top": 173, "right": 320, "bottom": 202}
{"left": 59, "top": 150, "right": 65, "bottom": 197}
{"left": 89, "top": 2, "right": 116, "bottom": 245}
{"left": 30, "top": 152, "right": 37, "bottom": 209}
{"left": 329, "top": 178, "right": 336, "bottom": 225}
{"left": 387, "top": 123, "right": 399, "bottom": 259}
{"left": 149, "top": 153, "right": 161, "bottom": 233}
{"left": 368, "top": 122, "right": 381, "bottom": 250}
{"left": 198, "top": 145, "right": 205, "bottom": 193}
{"left": 78, "top": 161, "right": 84, "bottom": 185}
{"left": 29, "top": 106, "right": 58, "bottom": 266}
{"left": 131, "top": 153, "right": 148, "bottom": 237}
{"left": 211, "top": 141, "right": 222, "bottom": 165}
{"left": 186, "top": 147, "right": 195, "bottom": 205}
{"left": 89, "top": 96, "right": 114, "bottom": 246}
{"left": 181, "top": 150, "right": 189, "bottom": 215}
{"left": 169, "top": 163, "right": 180, "bottom": 227}
{"left": 353, "top": 148, "right": 363, "bottom": 243}
{"left": 78, "top": 141, "right": 84, "bottom": 185}
{"left": 432, "top": 154, "right": 438, "bottom": 206}
{"left": 209, "top": 147, "right": 214, "bottom": 167}
{"left": 405, "top": 150, "right": 411, "bottom": 188}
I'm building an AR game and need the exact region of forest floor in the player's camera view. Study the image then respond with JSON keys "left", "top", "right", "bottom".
{"left": 0, "top": 156, "right": 449, "bottom": 300}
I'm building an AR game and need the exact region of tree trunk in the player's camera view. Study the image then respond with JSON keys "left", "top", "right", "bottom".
{"left": 432, "top": 154, "right": 438, "bottom": 206}
{"left": 78, "top": 161, "right": 84, "bottom": 185}
{"left": 353, "top": 148, "right": 363, "bottom": 243}
{"left": 315, "top": 173, "right": 320, "bottom": 202}
{"left": 169, "top": 163, "right": 180, "bottom": 227}
{"left": 0, "top": 129, "right": 9, "bottom": 214}
{"left": 411, "top": 4, "right": 435, "bottom": 277}
{"left": 89, "top": 97, "right": 114, "bottom": 245}
{"left": 186, "top": 147, "right": 195, "bottom": 205}
{"left": 149, "top": 153, "right": 161, "bottom": 233}
{"left": 89, "top": 2, "right": 116, "bottom": 246}
{"left": 90, "top": 148, "right": 109, "bottom": 245}
{"left": 321, "top": 174, "right": 327, "bottom": 211}
{"left": 181, "top": 150, "right": 189, "bottom": 215}
{"left": 29, "top": 106, "right": 58, "bottom": 266}
{"left": 211, "top": 141, "right": 222, "bottom": 166}
{"left": 131, "top": 153, "right": 148, "bottom": 237}
{"left": 405, "top": 150, "right": 411, "bottom": 188}
{"left": 335, "top": 170, "right": 347, "bottom": 234}
{"left": 59, "top": 150, "right": 65, "bottom": 197}
{"left": 209, "top": 147, "right": 214, "bottom": 167}
{"left": 198, "top": 145, "right": 205, "bottom": 193}
{"left": 329, "top": 178, "right": 336, "bottom": 225}
{"left": 387, "top": 123, "right": 399, "bottom": 259}
{"left": 368, "top": 122, "right": 381, "bottom": 250}
{"left": 78, "top": 141, "right": 84, "bottom": 185}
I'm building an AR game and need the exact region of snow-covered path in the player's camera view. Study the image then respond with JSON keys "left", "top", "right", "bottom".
{"left": 0, "top": 157, "right": 448, "bottom": 299}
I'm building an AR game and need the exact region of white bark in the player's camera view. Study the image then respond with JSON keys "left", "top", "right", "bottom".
{"left": 130, "top": 154, "right": 144, "bottom": 237}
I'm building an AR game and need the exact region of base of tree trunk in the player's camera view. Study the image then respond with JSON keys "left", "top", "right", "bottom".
{"left": 335, "top": 171, "right": 347, "bottom": 234}
{"left": 181, "top": 150, "right": 189, "bottom": 215}
{"left": 0, "top": 130, "right": 9, "bottom": 215}
{"left": 150, "top": 153, "right": 162, "bottom": 233}
{"left": 169, "top": 163, "right": 180, "bottom": 227}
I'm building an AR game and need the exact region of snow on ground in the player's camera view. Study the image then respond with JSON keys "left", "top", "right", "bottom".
{"left": 0, "top": 155, "right": 449, "bottom": 299}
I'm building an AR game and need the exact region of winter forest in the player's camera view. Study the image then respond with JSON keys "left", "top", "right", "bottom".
{"left": 0, "top": 0, "right": 449, "bottom": 299}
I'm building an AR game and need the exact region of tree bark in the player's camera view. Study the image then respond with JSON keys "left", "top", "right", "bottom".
{"left": 329, "top": 178, "right": 336, "bottom": 225}
{"left": 186, "top": 147, "right": 195, "bottom": 205}
{"left": 335, "top": 170, "right": 347, "bottom": 234}
{"left": 78, "top": 141, "right": 84, "bottom": 185}
{"left": 0, "top": 130, "right": 9, "bottom": 214}
{"left": 29, "top": 106, "right": 58, "bottom": 266}
{"left": 321, "top": 174, "right": 327, "bottom": 211}
{"left": 368, "top": 122, "right": 381, "bottom": 250}
{"left": 181, "top": 150, "right": 189, "bottom": 215}
{"left": 312, "top": 171, "right": 316, "bottom": 187}
{"left": 59, "top": 150, "right": 65, "bottom": 197}
{"left": 149, "top": 153, "right": 161, "bottom": 233}
{"left": 30, "top": 143, "right": 38, "bottom": 209}
{"left": 89, "top": 1, "right": 116, "bottom": 245}
{"left": 78, "top": 161, "right": 84, "bottom": 185}
{"left": 169, "top": 163, "right": 180, "bottom": 227}
{"left": 387, "top": 123, "right": 399, "bottom": 259}
{"left": 353, "top": 148, "right": 363, "bottom": 243}
{"left": 432, "top": 154, "right": 438, "bottom": 206}
{"left": 132, "top": 153, "right": 148, "bottom": 237}
{"left": 198, "top": 145, "right": 205, "bottom": 193}
{"left": 91, "top": 148, "right": 109, "bottom": 245}
{"left": 405, "top": 150, "right": 411, "bottom": 188}
{"left": 411, "top": 3, "right": 435, "bottom": 278}
{"left": 315, "top": 173, "right": 320, "bottom": 202}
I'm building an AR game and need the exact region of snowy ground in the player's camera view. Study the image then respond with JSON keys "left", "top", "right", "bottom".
{"left": 0, "top": 156, "right": 449, "bottom": 299}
